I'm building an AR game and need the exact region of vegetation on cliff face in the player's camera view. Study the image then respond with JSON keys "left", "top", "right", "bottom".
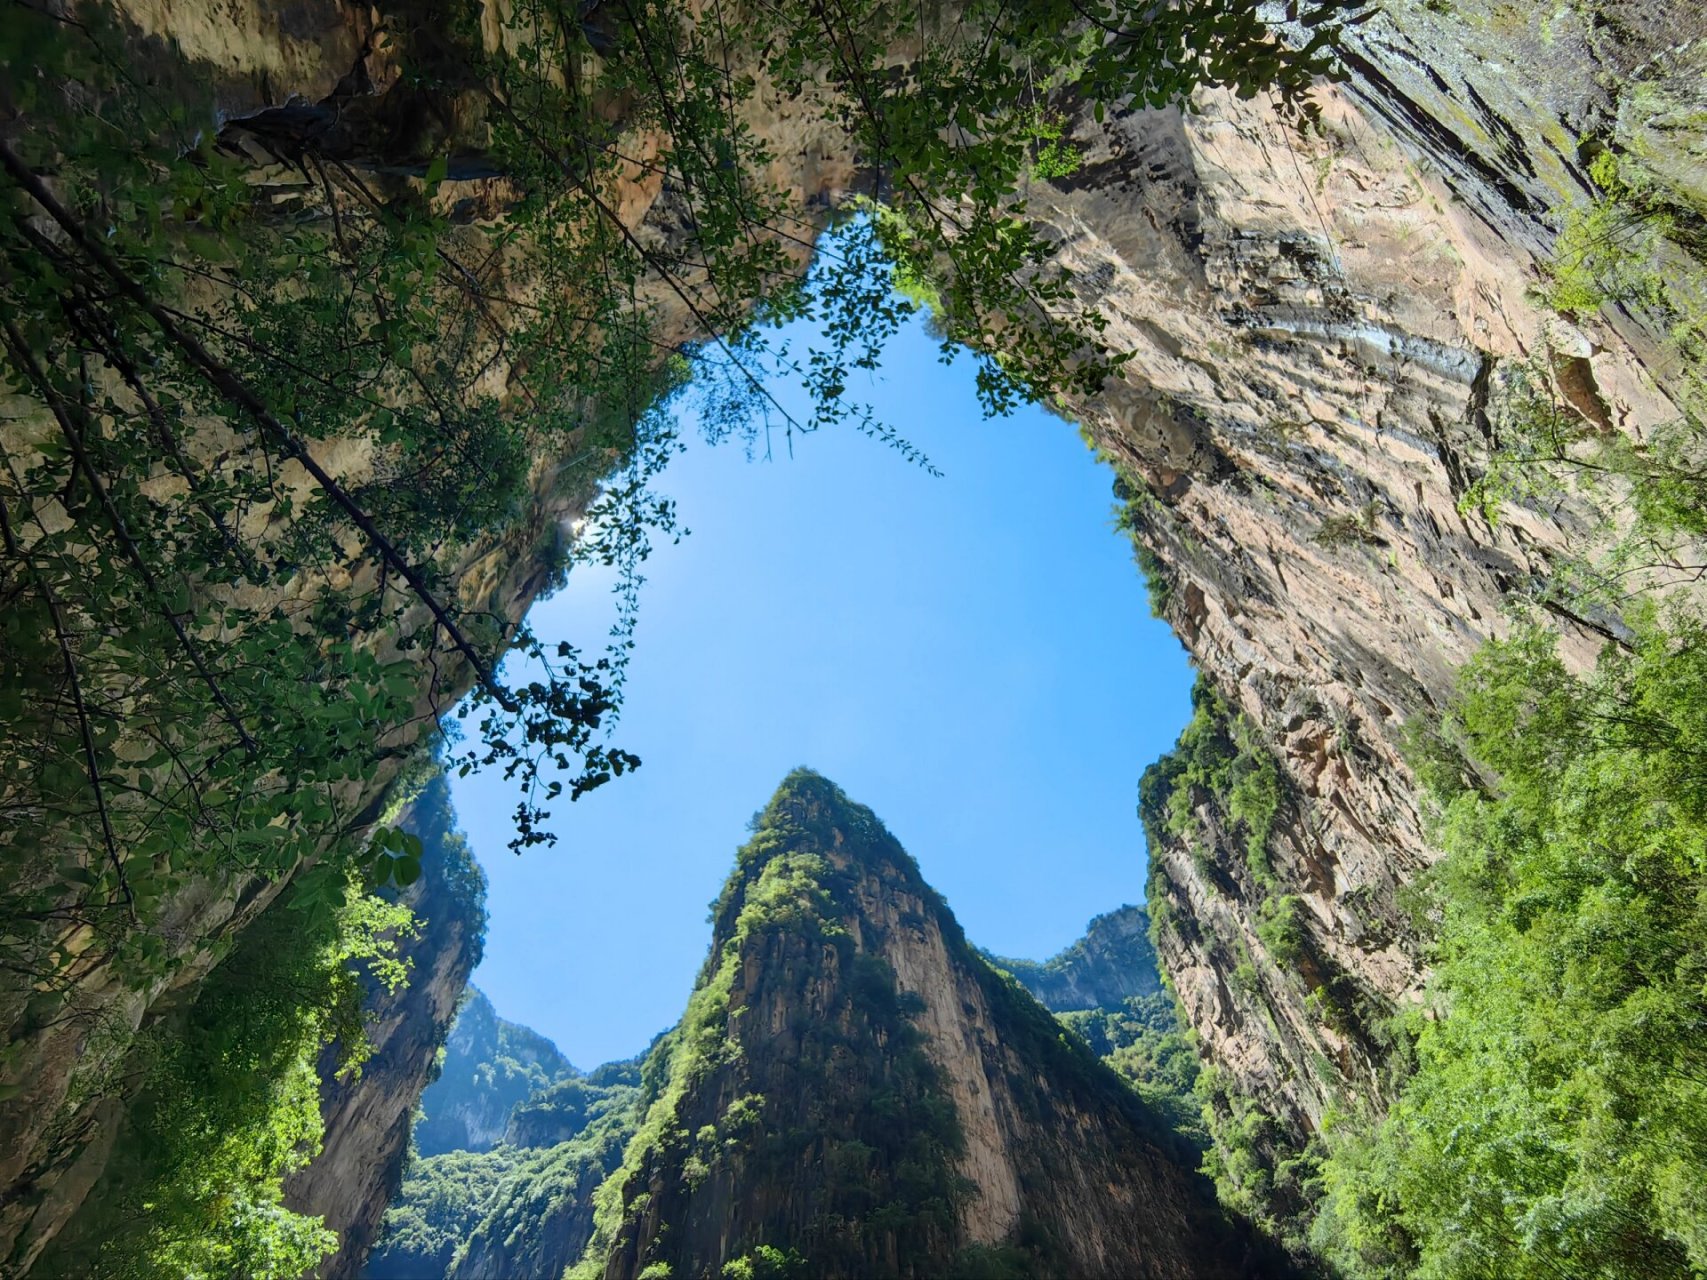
{"left": 1138, "top": 678, "right": 1382, "bottom": 1256}
{"left": 1299, "top": 120, "right": 1707, "bottom": 1280}
{"left": 32, "top": 876, "right": 415, "bottom": 1279}
{"left": 0, "top": 0, "right": 1376, "bottom": 1260}
{"left": 575, "top": 772, "right": 975, "bottom": 1280}
{"left": 27, "top": 762, "right": 483, "bottom": 1280}
{"left": 566, "top": 770, "right": 1251, "bottom": 1280}
{"left": 1138, "top": 583, "right": 1707, "bottom": 1278}
{"left": 1307, "top": 189, "right": 1707, "bottom": 1274}
{"left": 1312, "top": 610, "right": 1707, "bottom": 1279}
{"left": 1141, "top": 678, "right": 1285, "bottom": 891}
{"left": 1125, "top": 114, "right": 1707, "bottom": 1272}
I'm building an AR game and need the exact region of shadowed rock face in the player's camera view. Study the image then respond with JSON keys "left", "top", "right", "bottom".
{"left": 283, "top": 776, "right": 491, "bottom": 1280}
{"left": 589, "top": 772, "right": 1263, "bottom": 1280}
{"left": 409, "top": 989, "right": 576, "bottom": 1158}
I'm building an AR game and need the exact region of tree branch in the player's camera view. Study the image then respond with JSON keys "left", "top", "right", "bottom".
{"left": 0, "top": 139, "right": 520, "bottom": 713}
{"left": 0, "top": 498, "right": 136, "bottom": 921}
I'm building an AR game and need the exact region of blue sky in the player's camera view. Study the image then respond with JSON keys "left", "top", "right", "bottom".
{"left": 445, "top": 310, "right": 1194, "bottom": 1069}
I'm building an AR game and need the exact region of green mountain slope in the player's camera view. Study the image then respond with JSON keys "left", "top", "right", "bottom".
{"left": 574, "top": 770, "right": 1263, "bottom": 1280}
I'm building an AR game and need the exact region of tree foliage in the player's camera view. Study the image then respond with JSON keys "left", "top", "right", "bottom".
{"left": 3, "top": 0, "right": 1370, "bottom": 1266}
{"left": 1312, "top": 611, "right": 1707, "bottom": 1279}
{"left": 33, "top": 875, "right": 415, "bottom": 1279}
{"left": 1, "top": 0, "right": 1368, "bottom": 1056}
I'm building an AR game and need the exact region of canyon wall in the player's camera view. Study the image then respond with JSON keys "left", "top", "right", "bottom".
{"left": 1025, "top": 0, "right": 1704, "bottom": 1144}
{"left": 5, "top": 0, "right": 1703, "bottom": 1270}
{"left": 281, "top": 775, "right": 489, "bottom": 1280}
{"left": 0, "top": 1, "right": 853, "bottom": 1265}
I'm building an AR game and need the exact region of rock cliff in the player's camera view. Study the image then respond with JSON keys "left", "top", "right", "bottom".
{"left": 24, "top": 768, "right": 487, "bottom": 1280}
{"left": 5, "top": 0, "right": 1703, "bottom": 1270}
{"left": 410, "top": 988, "right": 576, "bottom": 1158}
{"left": 1019, "top": 0, "right": 1705, "bottom": 1168}
{"left": 583, "top": 771, "right": 1263, "bottom": 1280}
{"left": 282, "top": 774, "right": 491, "bottom": 1280}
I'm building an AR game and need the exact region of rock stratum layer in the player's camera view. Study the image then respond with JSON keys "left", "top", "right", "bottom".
{"left": 1027, "top": 0, "right": 1705, "bottom": 1144}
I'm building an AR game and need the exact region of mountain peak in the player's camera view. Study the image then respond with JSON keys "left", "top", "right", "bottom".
{"left": 577, "top": 779, "right": 1256, "bottom": 1280}
{"left": 708, "top": 770, "right": 938, "bottom": 947}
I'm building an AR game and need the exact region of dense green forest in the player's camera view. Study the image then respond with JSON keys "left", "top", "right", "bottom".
{"left": 369, "top": 1049, "right": 642, "bottom": 1278}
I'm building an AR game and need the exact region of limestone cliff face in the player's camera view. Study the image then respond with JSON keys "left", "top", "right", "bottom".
{"left": 1016, "top": 0, "right": 1705, "bottom": 1146}
{"left": 8, "top": 0, "right": 1702, "bottom": 1270}
{"left": 589, "top": 772, "right": 1261, "bottom": 1280}
{"left": 411, "top": 988, "right": 575, "bottom": 1158}
{"left": 0, "top": 0, "right": 857, "bottom": 1264}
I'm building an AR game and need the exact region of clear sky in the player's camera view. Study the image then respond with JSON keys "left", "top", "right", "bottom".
{"left": 445, "top": 309, "right": 1195, "bottom": 1070}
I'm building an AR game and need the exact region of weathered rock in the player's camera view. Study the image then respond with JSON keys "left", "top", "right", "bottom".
{"left": 282, "top": 775, "right": 490, "bottom": 1280}
{"left": 8, "top": 1, "right": 1704, "bottom": 1270}
{"left": 1025, "top": 0, "right": 1703, "bottom": 1148}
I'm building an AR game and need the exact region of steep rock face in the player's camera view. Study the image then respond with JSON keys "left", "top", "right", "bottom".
{"left": 282, "top": 775, "right": 490, "bottom": 1280}
{"left": 587, "top": 771, "right": 1260, "bottom": 1280}
{"left": 0, "top": 1, "right": 862, "bottom": 1263}
{"left": 987, "top": 905, "right": 1162, "bottom": 1012}
{"left": 9, "top": 1, "right": 1700, "bottom": 1270}
{"left": 1016, "top": 0, "right": 1704, "bottom": 1145}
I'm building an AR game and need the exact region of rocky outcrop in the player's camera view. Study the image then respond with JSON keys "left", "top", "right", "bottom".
{"left": 411, "top": 988, "right": 575, "bottom": 1157}
{"left": 587, "top": 771, "right": 1264, "bottom": 1280}
{"left": 366, "top": 1044, "right": 640, "bottom": 1280}
{"left": 7, "top": 0, "right": 1702, "bottom": 1270}
{"left": 987, "top": 905, "right": 1162, "bottom": 1012}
